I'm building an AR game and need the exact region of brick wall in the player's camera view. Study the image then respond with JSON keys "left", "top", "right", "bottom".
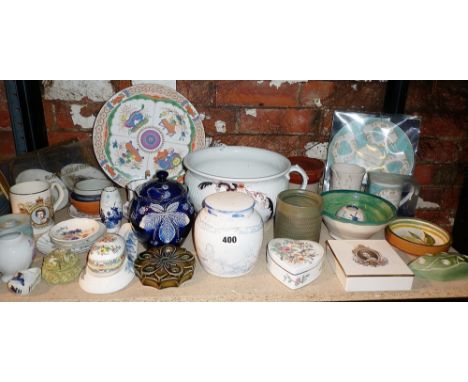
{"left": 0, "top": 80, "right": 467, "bottom": 231}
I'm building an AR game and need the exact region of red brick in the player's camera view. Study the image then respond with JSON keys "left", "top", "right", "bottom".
{"left": 42, "top": 100, "right": 55, "bottom": 130}
{"left": 197, "top": 108, "right": 238, "bottom": 136}
{"left": 418, "top": 186, "right": 462, "bottom": 213}
{"left": 0, "top": 110, "right": 10, "bottom": 128}
{"left": 299, "top": 81, "right": 336, "bottom": 107}
{"left": 413, "top": 163, "right": 437, "bottom": 185}
{"left": 47, "top": 131, "right": 92, "bottom": 146}
{"left": 416, "top": 138, "right": 459, "bottom": 163}
{"left": 434, "top": 81, "right": 468, "bottom": 113}
{"left": 215, "top": 81, "right": 299, "bottom": 107}
{"left": 319, "top": 109, "right": 334, "bottom": 139}
{"left": 406, "top": 81, "right": 434, "bottom": 112}
{"left": 420, "top": 114, "right": 467, "bottom": 138}
{"left": 77, "top": 98, "right": 104, "bottom": 118}
{"left": 177, "top": 81, "right": 215, "bottom": 107}
{"left": 415, "top": 209, "right": 452, "bottom": 231}
{"left": 459, "top": 139, "right": 468, "bottom": 164}
{"left": 0, "top": 130, "right": 16, "bottom": 160}
{"left": 110, "top": 80, "right": 132, "bottom": 92}
{"left": 239, "top": 108, "right": 319, "bottom": 135}
{"left": 329, "top": 81, "right": 386, "bottom": 111}
{"left": 54, "top": 102, "right": 75, "bottom": 129}
{"left": 215, "top": 134, "right": 312, "bottom": 157}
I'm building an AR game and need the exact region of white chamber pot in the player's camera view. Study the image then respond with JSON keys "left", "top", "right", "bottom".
{"left": 183, "top": 146, "right": 309, "bottom": 222}
{"left": 194, "top": 192, "right": 263, "bottom": 278}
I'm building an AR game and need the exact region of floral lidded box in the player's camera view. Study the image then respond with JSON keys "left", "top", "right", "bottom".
{"left": 266, "top": 238, "right": 325, "bottom": 289}
{"left": 326, "top": 240, "right": 414, "bottom": 292}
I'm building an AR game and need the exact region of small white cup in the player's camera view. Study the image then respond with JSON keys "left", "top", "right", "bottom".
{"left": 330, "top": 163, "right": 366, "bottom": 191}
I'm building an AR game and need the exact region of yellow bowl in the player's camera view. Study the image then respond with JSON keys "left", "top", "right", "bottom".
{"left": 385, "top": 218, "right": 451, "bottom": 256}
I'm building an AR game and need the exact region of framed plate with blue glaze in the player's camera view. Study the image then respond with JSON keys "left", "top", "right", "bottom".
{"left": 323, "top": 112, "right": 420, "bottom": 191}
{"left": 93, "top": 84, "right": 205, "bottom": 187}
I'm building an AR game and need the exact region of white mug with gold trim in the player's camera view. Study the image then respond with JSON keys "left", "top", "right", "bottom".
{"left": 9, "top": 180, "right": 65, "bottom": 235}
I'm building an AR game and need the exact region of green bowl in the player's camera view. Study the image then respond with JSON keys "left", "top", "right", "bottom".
{"left": 321, "top": 190, "right": 396, "bottom": 239}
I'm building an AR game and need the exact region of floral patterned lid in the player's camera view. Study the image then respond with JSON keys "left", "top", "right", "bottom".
{"left": 136, "top": 170, "right": 188, "bottom": 203}
{"left": 93, "top": 84, "right": 205, "bottom": 187}
{"left": 87, "top": 233, "right": 126, "bottom": 274}
{"left": 267, "top": 238, "right": 325, "bottom": 275}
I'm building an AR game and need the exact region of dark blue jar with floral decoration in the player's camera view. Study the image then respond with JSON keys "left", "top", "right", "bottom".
{"left": 129, "top": 171, "right": 195, "bottom": 248}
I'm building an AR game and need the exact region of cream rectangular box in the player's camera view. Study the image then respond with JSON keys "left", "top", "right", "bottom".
{"left": 326, "top": 240, "right": 414, "bottom": 292}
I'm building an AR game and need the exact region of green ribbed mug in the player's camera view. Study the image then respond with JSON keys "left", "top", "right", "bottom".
{"left": 274, "top": 190, "right": 323, "bottom": 242}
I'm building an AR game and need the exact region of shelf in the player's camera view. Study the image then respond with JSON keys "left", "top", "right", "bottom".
{"left": 1, "top": 208, "right": 467, "bottom": 302}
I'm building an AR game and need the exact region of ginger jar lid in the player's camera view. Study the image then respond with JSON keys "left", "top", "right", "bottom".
{"left": 136, "top": 170, "right": 187, "bottom": 203}
{"left": 267, "top": 238, "right": 325, "bottom": 275}
{"left": 204, "top": 191, "right": 255, "bottom": 213}
{"left": 87, "top": 233, "right": 126, "bottom": 275}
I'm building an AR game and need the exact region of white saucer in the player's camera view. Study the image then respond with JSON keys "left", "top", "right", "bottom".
{"left": 16, "top": 169, "right": 69, "bottom": 211}
{"left": 68, "top": 205, "right": 101, "bottom": 220}
{"left": 36, "top": 222, "right": 106, "bottom": 255}
{"left": 79, "top": 256, "right": 134, "bottom": 294}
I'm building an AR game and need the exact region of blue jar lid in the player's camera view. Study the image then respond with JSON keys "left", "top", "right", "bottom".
{"left": 136, "top": 171, "right": 187, "bottom": 202}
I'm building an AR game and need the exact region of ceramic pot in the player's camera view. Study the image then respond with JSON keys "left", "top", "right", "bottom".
{"left": 183, "top": 146, "right": 309, "bottom": 222}
{"left": 129, "top": 170, "right": 195, "bottom": 247}
{"left": 0, "top": 232, "right": 35, "bottom": 282}
{"left": 274, "top": 190, "right": 323, "bottom": 242}
{"left": 100, "top": 186, "right": 123, "bottom": 233}
{"left": 288, "top": 156, "right": 325, "bottom": 193}
{"left": 194, "top": 191, "right": 263, "bottom": 278}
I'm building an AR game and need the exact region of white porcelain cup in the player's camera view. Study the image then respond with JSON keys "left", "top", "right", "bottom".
{"left": 10, "top": 180, "right": 65, "bottom": 235}
{"left": 367, "top": 172, "right": 415, "bottom": 209}
{"left": 330, "top": 163, "right": 366, "bottom": 191}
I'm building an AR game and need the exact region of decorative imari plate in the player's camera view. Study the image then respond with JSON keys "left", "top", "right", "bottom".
{"left": 93, "top": 84, "right": 205, "bottom": 187}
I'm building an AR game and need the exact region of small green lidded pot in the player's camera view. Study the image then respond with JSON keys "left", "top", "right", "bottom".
{"left": 274, "top": 190, "right": 323, "bottom": 242}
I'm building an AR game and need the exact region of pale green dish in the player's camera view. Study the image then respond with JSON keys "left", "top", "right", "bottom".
{"left": 409, "top": 252, "right": 468, "bottom": 281}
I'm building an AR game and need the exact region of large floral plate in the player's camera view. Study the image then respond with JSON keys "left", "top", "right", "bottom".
{"left": 93, "top": 84, "right": 205, "bottom": 187}
{"left": 324, "top": 118, "right": 415, "bottom": 191}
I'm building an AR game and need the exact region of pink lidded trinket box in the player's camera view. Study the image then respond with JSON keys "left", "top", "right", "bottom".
{"left": 266, "top": 238, "right": 325, "bottom": 289}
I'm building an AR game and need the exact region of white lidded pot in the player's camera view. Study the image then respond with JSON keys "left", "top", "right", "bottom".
{"left": 194, "top": 191, "right": 263, "bottom": 278}
{"left": 0, "top": 232, "right": 35, "bottom": 283}
{"left": 183, "top": 146, "right": 309, "bottom": 222}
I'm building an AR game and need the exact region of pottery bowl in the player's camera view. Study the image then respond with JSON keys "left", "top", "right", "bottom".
{"left": 74, "top": 179, "right": 112, "bottom": 197}
{"left": 183, "top": 146, "right": 309, "bottom": 222}
{"left": 70, "top": 196, "right": 100, "bottom": 215}
{"left": 50, "top": 218, "right": 101, "bottom": 247}
{"left": 321, "top": 190, "right": 396, "bottom": 239}
{"left": 385, "top": 218, "right": 451, "bottom": 256}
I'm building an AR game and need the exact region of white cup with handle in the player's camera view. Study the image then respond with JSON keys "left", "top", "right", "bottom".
{"left": 10, "top": 180, "right": 65, "bottom": 236}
